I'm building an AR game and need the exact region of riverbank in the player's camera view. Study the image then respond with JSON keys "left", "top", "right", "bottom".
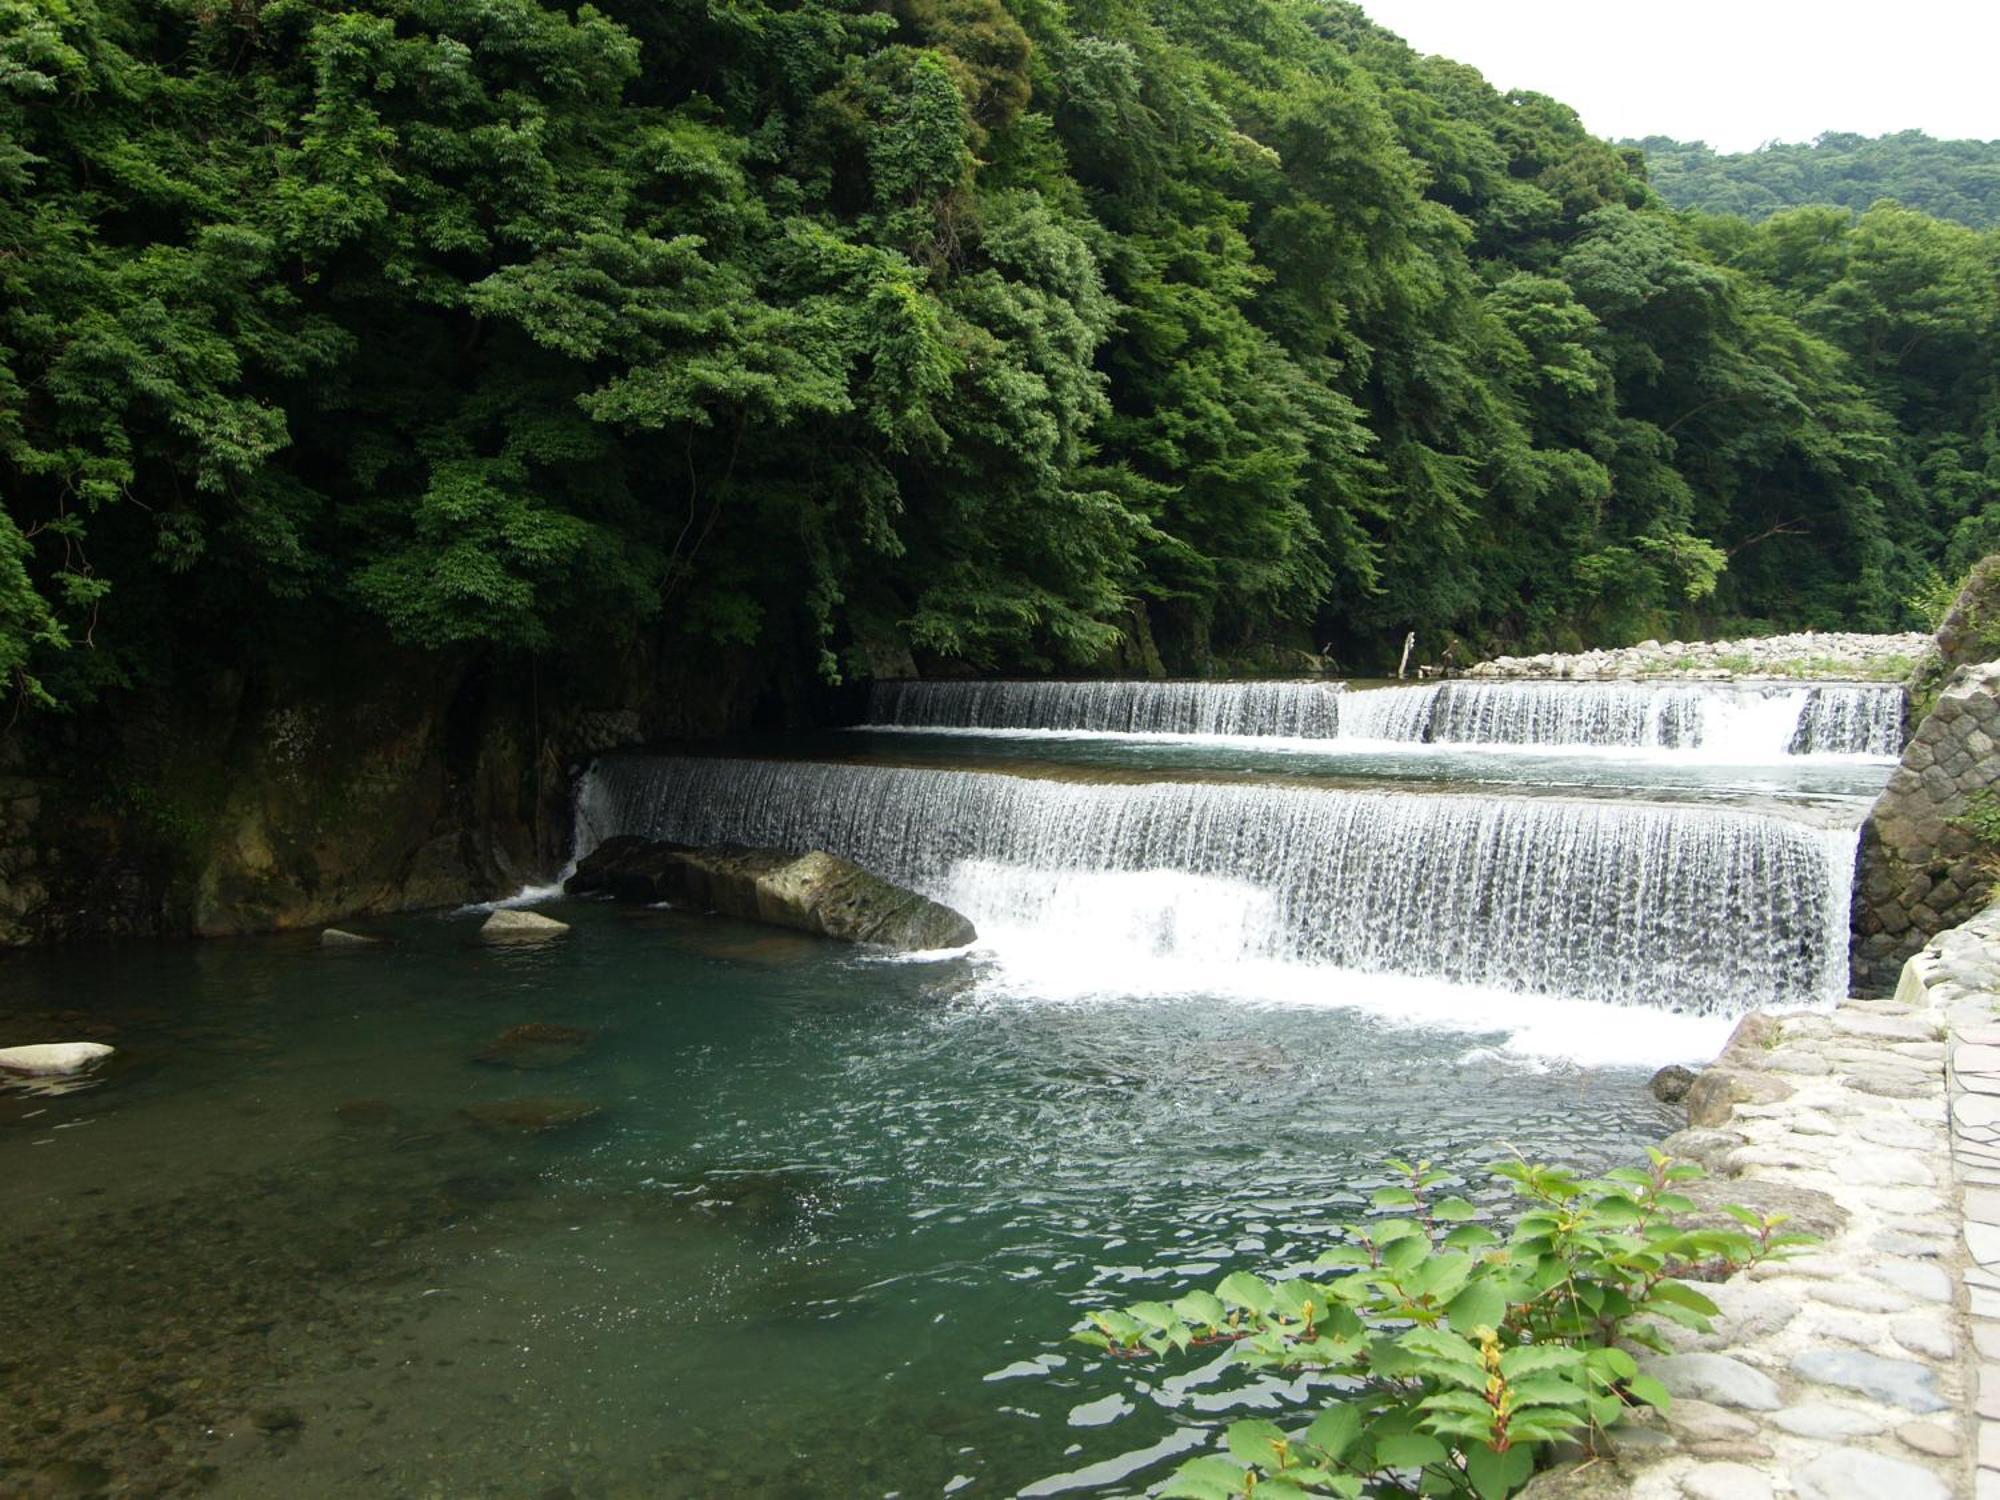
{"left": 1464, "top": 631, "right": 1932, "bottom": 682}
{"left": 1523, "top": 904, "right": 2000, "bottom": 1499}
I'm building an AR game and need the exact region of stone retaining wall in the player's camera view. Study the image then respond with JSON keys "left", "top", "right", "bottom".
{"left": 1853, "top": 662, "right": 2000, "bottom": 993}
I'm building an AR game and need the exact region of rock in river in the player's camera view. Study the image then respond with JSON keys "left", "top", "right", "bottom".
{"left": 480, "top": 909, "right": 571, "bottom": 943}
{"left": 567, "top": 838, "right": 976, "bottom": 951}
{"left": 473, "top": 1023, "right": 592, "bottom": 1070}
{"left": 459, "top": 1097, "right": 604, "bottom": 1134}
{"left": 0, "top": 1042, "right": 115, "bottom": 1076}
{"left": 1650, "top": 1064, "right": 1696, "bottom": 1103}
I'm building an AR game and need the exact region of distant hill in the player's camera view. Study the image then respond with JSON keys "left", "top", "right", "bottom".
{"left": 1630, "top": 131, "right": 2000, "bottom": 228}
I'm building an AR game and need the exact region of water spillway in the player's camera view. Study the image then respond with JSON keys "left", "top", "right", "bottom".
{"left": 863, "top": 678, "right": 1905, "bottom": 758}
{"left": 865, "top": 678, "right": 1345, "bottom": 738}
{"left": 576, "top": 756, "right": 1856, "bottom": 1014}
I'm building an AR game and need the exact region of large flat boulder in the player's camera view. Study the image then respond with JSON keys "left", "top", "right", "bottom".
{"left": 567, "top": 838, "right": 975, "bottom": 951}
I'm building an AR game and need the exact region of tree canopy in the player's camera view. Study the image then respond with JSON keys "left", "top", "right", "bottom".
{"left": 3, "top": 0, "right": 1997, "bottom": 710}
{"left": 1633, "top": 131, "right": 2000, "bottom": 231}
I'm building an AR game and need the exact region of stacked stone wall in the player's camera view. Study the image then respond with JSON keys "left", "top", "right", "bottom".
{"left": 1853, "top": 662, "right": 2000, "bottom": 993}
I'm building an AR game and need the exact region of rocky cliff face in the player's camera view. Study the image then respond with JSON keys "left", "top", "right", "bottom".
{"left": 0, "top": 638, "right": 780, "bottom": 945}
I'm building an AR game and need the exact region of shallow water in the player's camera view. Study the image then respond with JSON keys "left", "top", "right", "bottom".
{"left": 0, "top": 903, "right": 1675, "bottom": 1498}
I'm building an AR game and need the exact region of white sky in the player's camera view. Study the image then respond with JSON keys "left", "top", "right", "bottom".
{"left": 1355, "top": 1, "right": 2000, "bottom": 152}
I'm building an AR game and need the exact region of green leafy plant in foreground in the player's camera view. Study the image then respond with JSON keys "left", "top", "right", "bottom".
{"left": 1076, "top": 1153, "right": 1811, "bottom": 1499}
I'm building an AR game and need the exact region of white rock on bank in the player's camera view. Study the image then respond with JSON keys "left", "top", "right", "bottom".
{"left": 0, "top": 1042, "right": 115, "bottom": 1076}
{"left": 480, "top": 909, "right": 571, "bottom": 943}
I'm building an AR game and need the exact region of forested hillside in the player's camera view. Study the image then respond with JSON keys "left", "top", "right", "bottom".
{"left": 1635, "top": 132, "right": 2000, "bottom": 230}
{"left": 4, "top": 0, "right": 1998, "bottom": 709}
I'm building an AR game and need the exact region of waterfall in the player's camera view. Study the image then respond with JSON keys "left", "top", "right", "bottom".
{"left": 865, "top": 679, "right": 1345, "bottom": 738}
{"left": 864, "top": 679, "right": 1905, "bottom": 758}
{"left": 576, "top": 757, "right": 1856, "bottom": 1014}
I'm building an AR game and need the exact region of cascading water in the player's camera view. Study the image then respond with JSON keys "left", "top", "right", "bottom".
{"left": 865, "top": 678, "right": 1345, "bottom": 738}
{"left": 575, "top": 756, "right": 1857, "bottom": 1014}
{"left": 864, "top": 678, "right": 1905, "bottom": 758}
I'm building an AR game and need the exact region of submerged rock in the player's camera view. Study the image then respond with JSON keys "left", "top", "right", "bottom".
{"left": 472, "top": 1023, "right": 592, "bottom": 1070}
{"left": 567, "top": 837, "right": 975, "bottom": 950}
{"left": 480, "top": 908, "right": 570, "bottom": 943}
{"left": 0, "top": 1041, "right": 114, "bottom": 1076}
{"left": 459, "top": 1097, "right": 603, "bottom": 1134}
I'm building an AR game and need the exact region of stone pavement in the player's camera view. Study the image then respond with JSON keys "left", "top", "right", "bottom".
{"left": 1529, "top": 930, "right": 1984, "bottom": 1498}
{"left": 1913, "top": 905, "right": 2000, "bottom": 1499}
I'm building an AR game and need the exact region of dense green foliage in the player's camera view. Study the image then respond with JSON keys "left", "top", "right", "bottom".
{"left": 1635, "top": 132, "right": 2000, "bottom": 230}
{"left": 4, "top": 2, "right": 1999, "bottom": 711}
{"left": 1079, "top": 1154, "right": 1805, "bottom": 1499}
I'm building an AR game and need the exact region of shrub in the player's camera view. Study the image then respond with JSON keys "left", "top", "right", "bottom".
{"left": 1074, "top": 1152, "right": 1807, "bottom": 1499}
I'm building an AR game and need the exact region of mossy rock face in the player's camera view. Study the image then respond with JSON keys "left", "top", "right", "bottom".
{"left": 567, "top": 839, "right": 976, "bottom": 951}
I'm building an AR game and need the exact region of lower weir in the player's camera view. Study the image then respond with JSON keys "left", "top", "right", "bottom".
{"left": 576, "top": 756, "right": 1858, "bottom": 1013}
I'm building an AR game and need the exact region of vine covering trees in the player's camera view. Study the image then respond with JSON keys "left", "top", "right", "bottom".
{"left": 2, "top": 1, "right": 1996, "bottom": 710}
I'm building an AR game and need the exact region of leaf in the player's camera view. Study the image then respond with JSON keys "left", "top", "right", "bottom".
{"left": 1406, "top": 1251, "right": 1473, "bottom": 1305}
{"left": 1372, "top": 1185, "right": 1418, "bottom": 1209}
{"left": 1160, "top": 1455, "right": 1252, "bottom": 1500}
{"left": 1374, "top": 1432, "right": 1448, "bottom": 1469}
{"left": 1431, "top": 1196, "right": 1480, "bottom": 1222}
{"left": 1217, "top": 1273, "right": 1276, "bottom": 1315}
{"left": 1586, "top": 1346, "right": 1638, "bottom": 1382}
{"left": 1175, "top": 1290, "right": 1228, "bottom": 1327}
{"left": 1500, "top": 1344, "right": 1586, "bottom": 1379}
{"left": 1466, "top": 1442, "right": 1535, "bottom": 1500}
{"left": 1644, "top": 1281, "right": 1720, "bottom": 1318}
{"left": 1305, "top": 1403, "right": 1361, "bottom": 1461}
{"left": 1400, "top": 1327, "right": 1485, "bottom": 1370}
{"left": 1131, "top": 1301, "right": 1179, "bottom": 1331}
{"left": 1446, "top": 1279, "right": 1508, "bottom": 1337}
{"left": 1226, "top": 1419, "right": 1289, "bottom": 1469}
{"left": 1381, "top": 1235, "right": 1429, "bottom": 1273}
{"left": 1444, "top": 1225, "right": 1502, "bottom": 1250}
{"left": 1315, "top": 1246, "right": 1373, "bottom": 1270}
{"left": 1625, "top": 1373, "right": 1673, "bottom": 1411}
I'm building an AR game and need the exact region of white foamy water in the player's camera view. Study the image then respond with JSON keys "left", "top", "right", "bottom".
{"left": 575, "top": 757, "right": 1859, "bottom": 1047}
{"left": 864, "top": 678, "right": 1905, "bottom": 760}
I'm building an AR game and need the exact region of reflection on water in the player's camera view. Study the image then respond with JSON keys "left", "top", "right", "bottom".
{"left": 0, "top": 904, "right": 1673, "bottom": 1498}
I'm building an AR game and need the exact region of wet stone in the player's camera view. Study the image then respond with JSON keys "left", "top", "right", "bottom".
{"left": 1686, "top": 1440, "right": 1774, "bottom": 1462}
{"left": 1788, "top": 1349, "right": 1948, "bottom": 1412}
{"left": 1808, "top": 1281, "right": 1911, "bottom": 1313}
{"left": 1768, "top": 1402, "right": 1888, "bottom": 1439}
{"left": 1873, "top": 1231, "right": 1945, "bottom": 1258}
{"left": 1791, "top": 1447, "right": 1951, "bottom": 1500}
{"left": 1890, "top": 1315, "right": 1956, "bottom": 1360}
{"left": 1894, "top": 1419, "right": 1960, "bottom": 1457}
{"left": 1869, "top": 1259, "right": 1952, "bottom": 1303}
{"left": 1651, "top": 1064, "right": 1697, "bottom": 1103}
{"left": 1640, "top": 1354, "right": 1782, "bottom": 1411}
{"left": 1678, "top": 1462, "right": 1774, "bottom": 1500}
